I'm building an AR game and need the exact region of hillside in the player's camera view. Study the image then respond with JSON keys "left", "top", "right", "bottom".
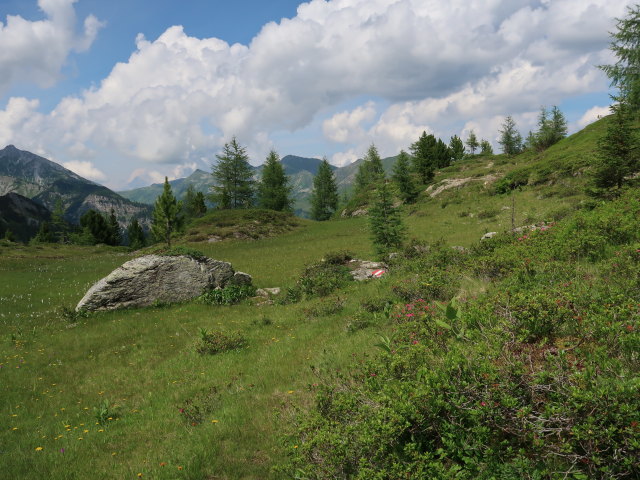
{"left": 1, "top": 116, "right": 638, "bottom": 479}
{"left": 0, "top": 192, "right": 51, "bottom": 241}
{"left": 0, "top": 145, "right": 151, "bottom": 226}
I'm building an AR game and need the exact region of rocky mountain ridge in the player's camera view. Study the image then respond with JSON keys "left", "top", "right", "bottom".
{"left": 0, "top": 145, "right": 151, "bottom": 226}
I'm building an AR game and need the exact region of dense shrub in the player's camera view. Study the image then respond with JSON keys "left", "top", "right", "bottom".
{"left": 280, "top": 188, "right": 640, "bottom": 479}
{"left": 200, "top": 284, "right": 256, "bottom": 305}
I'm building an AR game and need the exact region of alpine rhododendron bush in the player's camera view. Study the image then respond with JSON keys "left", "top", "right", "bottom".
{"left": 280, "top": 189, "right": 640, "bottom": 479}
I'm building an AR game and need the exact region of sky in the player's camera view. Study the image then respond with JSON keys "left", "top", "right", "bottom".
{"left": 0, "top": 0, "right": 632, "bottom": 190}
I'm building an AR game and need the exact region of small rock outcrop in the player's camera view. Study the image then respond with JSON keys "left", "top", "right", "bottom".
{"left": 76, "top": 255, "right": 251, "bottom": 312}
{"left": 348, "top": 259, "right": 388, "bottom": 281}
{"left": 481, "top": 231, "right": 498, "bottom": 240}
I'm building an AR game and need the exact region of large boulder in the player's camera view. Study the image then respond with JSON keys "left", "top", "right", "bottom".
{"left": 76, "top": 255, "right": 250, "bottom": 312}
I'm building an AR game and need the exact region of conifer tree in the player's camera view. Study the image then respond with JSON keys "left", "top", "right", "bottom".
{"left": 434, "top": 138, "right": 452, "bottom": 168}
{"left": 107, "top": 209, "right": 121, "bottom": 246}
{"left": 32, "top": 221, "right": 55, "bottom": 243}
{"left": 449, "top": 135, "right": 465, "bottom": 162}
{"left": 310, "top": 158, "right": 338, "bottom": 221}
{"left": 498, "top": 116, "right": 523, "bottom": 155}
{"left": 533, "top": 106, "right": 568, "bottom": 151}
{"left": 410, "top": 131, "right": 437, "bottom": 184}
{"left": 183, "top": 184, "right": 207, "bottom": 219}
{"left": 127, "top": 218, "right": 146, "bottom": 249}
{"left": 354, "top": 143, "right": 385, "bottom": 195}
{"left": 151, "top": 177, "right": 183, "bottom": 247}
{"left": 51, "top": 198, "right": 68, "bottom": 243}
{"left": 599, "top": 4, "right": 640, "bottom": 109}
{"left": 593, "top": 102, "right": 638, "bottom": 190}
{"left": 80, "top": 210, "right": 111, "bottom": 245}
{"left": 369, "top": 180, "right": 406, "bottom": 257}
{"left": 465, "top": 130, "right": 479, "bottom": 154}
{"left": 392, "top": 150, "right": 418, "bottom": 204}
{"left": 210, "top": 137, "right": 255, "bottom": 209}
{"left": 258, "top": 150, "right": 293, "bottom": 211}
{"left": 480, "top": 140, "right": 494, "bottom": 155}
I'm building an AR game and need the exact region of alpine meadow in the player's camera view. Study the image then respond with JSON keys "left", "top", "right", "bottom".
{"left": 1, "top": 1, "right": 640, "bottom": 479}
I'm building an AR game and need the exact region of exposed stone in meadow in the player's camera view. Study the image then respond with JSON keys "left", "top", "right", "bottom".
{"left": 481, "top": 231, "right": 498, "bottom": 240}
{"left": 76, "top": 254, "right": 251, "bottom": 312}
{"left": 348, "top": 259, "right": 388, "bottom": 281}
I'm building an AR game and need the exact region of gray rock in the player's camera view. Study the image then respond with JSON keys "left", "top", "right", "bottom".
{"left": 230, "top": 271, "right": 253, "bottom": 286}
{"left": 76, "top": 255, "right": 247, "bottom": 312}
{"left": 348, "top": 259, "right": 387, "bottom": 281}
{"left": 255, "top": 287, "right": 281, "bottom": 297}
{"left": 481, "top": 231, "right": 498, "bottom": 240}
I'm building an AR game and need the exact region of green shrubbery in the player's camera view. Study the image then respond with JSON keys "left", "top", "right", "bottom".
{"left": 280, "top": 189, "right": 640, "bottom": 479}
{"left": 199, "top": 284, "right": 256, "bottom": 305}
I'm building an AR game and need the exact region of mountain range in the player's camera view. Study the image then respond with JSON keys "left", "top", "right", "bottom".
{"left": 0, "top": 145, "right": 151, "bottom": 229}
{"left": 0, "top": 144, "right": 394, "bottom": 239}
{"left": 118, "top": 154, "right": 397, "bottom": 217}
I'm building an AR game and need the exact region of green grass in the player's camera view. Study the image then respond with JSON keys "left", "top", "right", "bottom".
{"left": 2, "top": 116, "right": 633, "bottom": 478}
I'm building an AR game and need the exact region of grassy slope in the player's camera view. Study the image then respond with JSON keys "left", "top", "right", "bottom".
{"left": 0, "top": 117, "right": 617, "bottom": 479}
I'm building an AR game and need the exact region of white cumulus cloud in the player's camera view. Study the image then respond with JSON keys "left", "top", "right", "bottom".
{"left": 578, "top": 105, "right": 612, "bottom": 128}
{"left": 62, "top": 160, "right": 106, "bottom": 181}
{"left": 0, "top": 0, "right": 632, "bottom": 179}
{"left": 0, "top": 0, "right": 104, "bottom": 95}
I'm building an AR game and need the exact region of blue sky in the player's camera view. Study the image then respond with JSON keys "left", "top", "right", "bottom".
{"left": 0, "top": 0, "right": 631, "bottom": 189}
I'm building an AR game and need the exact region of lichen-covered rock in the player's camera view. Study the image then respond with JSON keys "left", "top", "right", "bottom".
{"left": 348, "top": 259, "right": 387, "bottom": 281}
{"left": 76, "top": 255, "right": 250, "bottom": 312}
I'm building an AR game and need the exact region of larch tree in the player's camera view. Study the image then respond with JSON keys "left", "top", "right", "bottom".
{"left": 465, "top": 130, "right": 479, "bottom": 154}
{"left": 480, "top": 140, "right": 494, "bottom": 155}
{"left": 599, "top": 4, "right": 640, "bottom": 109}
{"left": 498, "top": 116, "right": 523, "bottom": 155}
{"left": 210, "top": 137, "right": 255, "bottom": 209}
{"left": 354, "top": 144, "right": 385, "bottom": 196}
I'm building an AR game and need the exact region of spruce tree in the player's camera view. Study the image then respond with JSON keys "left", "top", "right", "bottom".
{"left": 183, "top": 184, "right": 207, "bottom": 220}
{"left": 449, "top": 135, "right": 465, "bottom": 162}
{"left": 210, "top": 137, "right": 255, "bottom": 209}
{"left": 498, "top": 116, "right": 523, "bottom": 155}
{"left": 258, "top": 150, "right": 292, "bottom": 211}
{"left": 32, "top": 221, "right": 55, "bottom": 243}
{"left": 465, "top": 130, "right": 479, "bottom": 154}
{"left": 434, "top": 138, "right": 452, "bottom": 168}
{"left": 107, "top": 209, "right": 121, "bottom": 246}
{"left": 310, "top": 158, "right": 338, "bottom": 221}
{"left": 151, "top": 177, "right": 183, "bottom": 247}
{"left": 80, "top": 210, "right": 110, "bottom": 244}
{"left": 369, "top": 180, "right": 406, "bottom": 257}
{"left": 410, "top": 131, "right": 437, "bottom": 184}
{"left": 593, "top": 102, "right": 638, "bottom": 190}
{"left": 392, "top": 150, "right": 418, "bottom": 204}
{"left": 354, "top": 144, "right": 385, "bottom": 195}
{"left": 127, "top": 218, "right": 146, "bottom": 249}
